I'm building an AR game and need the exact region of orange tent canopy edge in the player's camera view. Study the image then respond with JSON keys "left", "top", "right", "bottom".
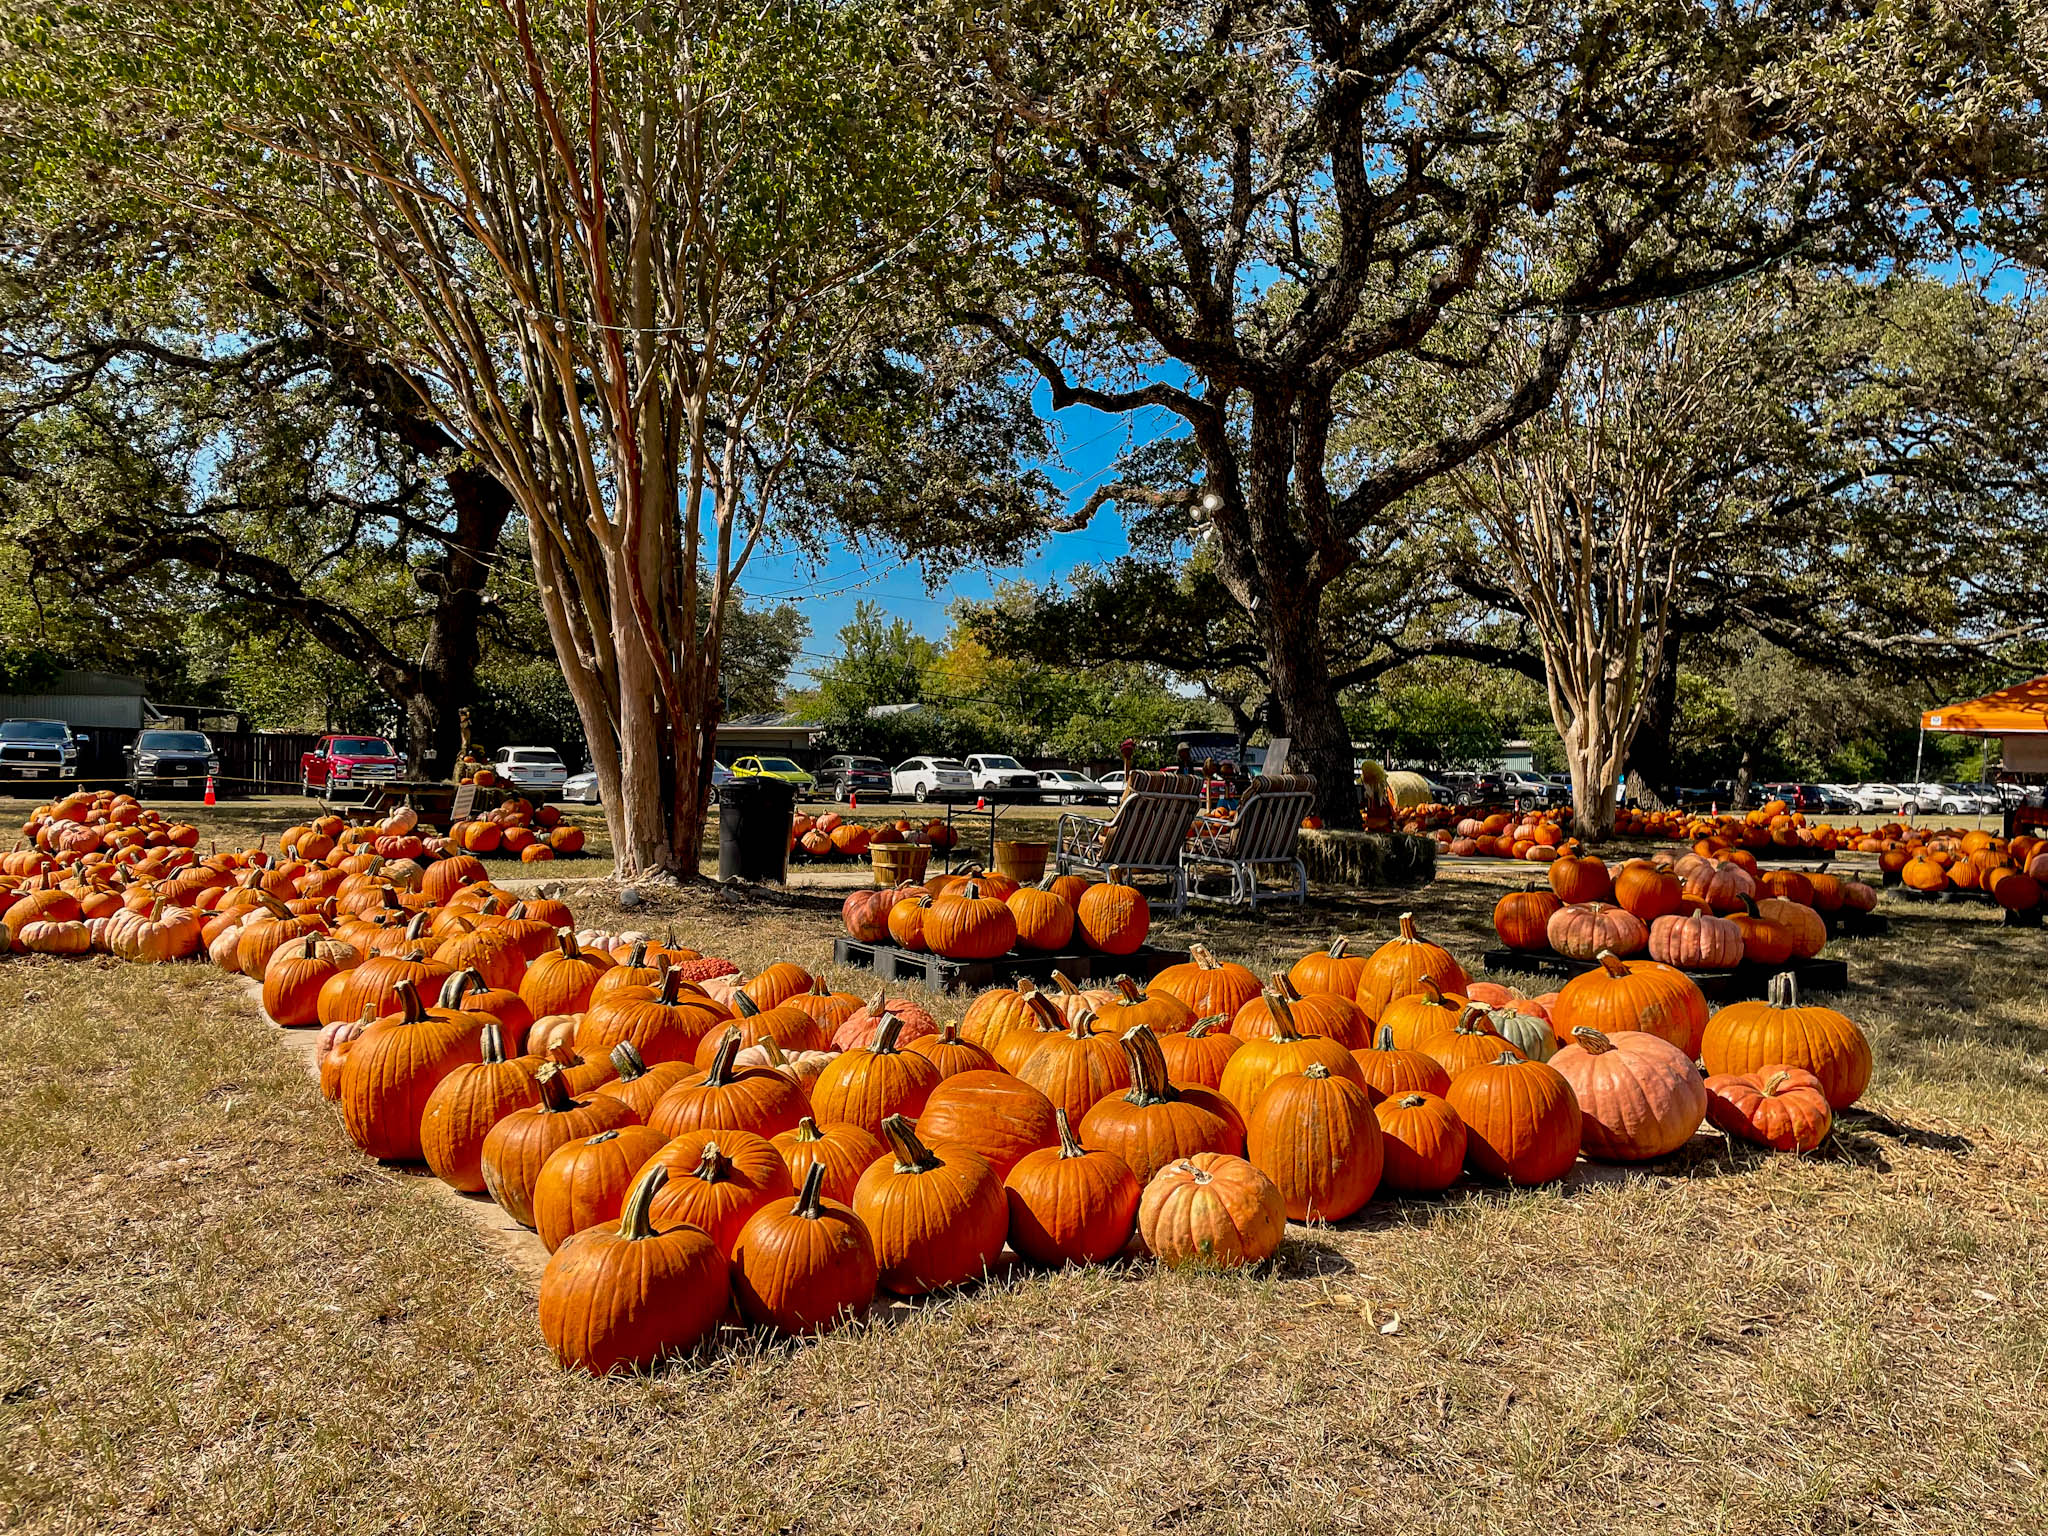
{"left": 1922, "top": 675, "right": 2048, "bottom": 735}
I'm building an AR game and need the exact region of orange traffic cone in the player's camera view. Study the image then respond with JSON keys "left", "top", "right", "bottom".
{"left": 204, "top": 775, "right": 217, "bottom": 806}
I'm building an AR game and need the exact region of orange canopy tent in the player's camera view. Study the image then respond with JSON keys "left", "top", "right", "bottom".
{"left": 1922, "top": 675, "right": 2048, "bottom": 775}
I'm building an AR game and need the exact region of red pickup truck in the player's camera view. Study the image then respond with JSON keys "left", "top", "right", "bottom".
{"left": 301, "top": 735, "right": 403, "bottom": 798}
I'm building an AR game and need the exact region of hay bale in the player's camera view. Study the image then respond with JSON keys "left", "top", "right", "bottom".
{"left": 1299, "top": 830, "right": 1437, "bottom": 889}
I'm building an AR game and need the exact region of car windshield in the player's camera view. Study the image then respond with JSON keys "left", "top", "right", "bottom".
{"left": 139, "top": 732, "right": 209, "bottom": 751}
{"left": 3, "top": 721, "right": 67, "bottom": 741}
{"left": 513, "top": 749, "right": 562, "bottom": 763}
{"left": 978, "top": 755, "right": 1025, "bottom": 770}
{"left": 758, "top": 758, "right": 802, "bottom": 773}
{"left": 931, "top": 760, "right": 968, "bottom": 771}
{"left": 333, "top": 738, "right": 394, "bottom": 755}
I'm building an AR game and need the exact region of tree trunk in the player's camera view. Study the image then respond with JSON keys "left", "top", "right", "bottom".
{"left": 403, "top": 465, "right": 512, "bottom": 777}
{"left": 1258, "top": 595, "right": 1357, "bottom": 825}
{"left": 1623, "top": 642, "right": 1683, "bottom": 812}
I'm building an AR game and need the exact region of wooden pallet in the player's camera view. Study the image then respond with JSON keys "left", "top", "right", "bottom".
{"left": 1479, "top": 948, "right": 1848, "bottom": 1000}
{"left": 831, "top": 938, "right": 1190, "bottom": 993}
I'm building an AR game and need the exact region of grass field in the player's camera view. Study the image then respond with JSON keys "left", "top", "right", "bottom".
{"left": 2, "top": 804, "right": 2045, "bottom": 1534}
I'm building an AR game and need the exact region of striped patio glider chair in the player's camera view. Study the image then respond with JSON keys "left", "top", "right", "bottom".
{"left": 1181, "top": 774, "right": 1317, "bottom": 908}
{"left": 1053, "top": 769, "right": 1204, "bottom": 914}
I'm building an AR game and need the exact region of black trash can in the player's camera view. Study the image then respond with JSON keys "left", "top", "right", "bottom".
{"left": 717, "top": 776, "right": 796, "bottom": 883}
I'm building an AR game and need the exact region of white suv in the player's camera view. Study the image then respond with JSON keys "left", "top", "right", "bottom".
{"left": 892, "top": 756, "right": 975, "bottom": 803}
{"left": 493, "top": 746, "right": 569, "bottom": 797}
{"left": 963, "top": 753, "right": 1042, "bottom": 795}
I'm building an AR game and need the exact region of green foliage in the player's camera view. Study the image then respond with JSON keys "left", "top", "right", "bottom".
{"left": 1345, "top": 687, "right": 1503, "bottom": 776}
{"left": 0, "top": 647, "right": 61, "bottom": 694}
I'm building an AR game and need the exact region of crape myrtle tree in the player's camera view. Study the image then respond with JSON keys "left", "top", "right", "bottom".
{"left": 12, "top": 0, "right": 1049, "bottom": 879}
{"left": 909, "top": 0, "right": 1967, "bottom": 825}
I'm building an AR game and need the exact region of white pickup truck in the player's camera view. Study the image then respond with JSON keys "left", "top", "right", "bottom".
{"left": 963, "top": 753, "right": 1042, "bottom": 796}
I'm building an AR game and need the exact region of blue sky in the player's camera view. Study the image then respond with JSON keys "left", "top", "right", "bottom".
{"left": 741, "top": 392, "right": 1183, "bottom": 687}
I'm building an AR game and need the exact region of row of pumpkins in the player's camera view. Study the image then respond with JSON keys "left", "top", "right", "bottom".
{"left": 1409, "top": 805, "right": 1694, "bottom": 844}
{"left": 842, "top": 867, "right": 1152, "bottom": 960}
{"left": 1887, "top": 829, "right": 2047, "bottom": 910}
{"left": 277, "top": 803, "right": 588, "bottom": 864}
{"left": 793, "top": 812, "right": 958, "bottom": 861}
{"left": 1488, "top": 847, "right": 1879, "bottom": 970}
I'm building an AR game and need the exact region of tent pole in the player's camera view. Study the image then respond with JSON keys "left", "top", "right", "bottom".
{"left": 1913, "top": 726, "right": 1925, "bottom": 786}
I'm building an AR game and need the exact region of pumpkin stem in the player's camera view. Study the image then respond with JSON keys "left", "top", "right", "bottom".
{"left": 1269, "top": 971, "right": 1302, "bottom": 1001}
{"left": 1053, "top": 1106, "right": 1088, "bottom": 1158}
{"left": 533, "top": 1061, "right": 575, "bottom": 1113}
{"left": 478, "top": 1021, "right": 505, "bottom": 1064}
{"left": 689, "top": 1141, "right": 732, "bottom": 1184}
{"left": 394, "top": 978, "right": 427, "bottom": 1024}
{"left": 1398, "top": 912, "right": 1417, "bottom": 942}
{"left": 1374, "top": 1024, "right": 1396, "bottom": 1052}
{"left": 933, "top": 1020, "right": 963, "bottom": 1045}
{"left": 879, "top": 1113, "right": 942, "bottom": 1172}
{"left": 624, "top": 938, "right": 649, "bottom": 969}
{"left": 733, "top": 988, "right": 762, "bottom": 1017}
{"left": 790, "top": 1115, "right": 824, "bottom": 1143}
{"left": 871, "top": 1012, "right": 905, "bottom": 1054}
{"left": 1595, "top": 949, "right": 1629, "bottom": 979}
{"left": 1114, "top": 976, "right": 1143, "bottom": 1003}
{"left": 1190, "top": 944, "right": 1219, "bottom": 970}
{"left": 1417, "top": 974, "right": 1443, "bottom": 1005}
{"left": 609, "top": 1041, "right": 648, "bottom": 1081}
{"left": 1188, "top": 1014, "right": 1225, "bottom": 1039}
{"left": 1263, "top": 988, "right": 1303, "bottom": 1043}
{"left": 808, "top": 975, "right": 829, "bottom": 997}
{"left": 1024, "top": 991, "right": 1066, "bottom": 1032}
{"left": 1300, "top": 1062, "right": 1332, "bottom": 1080}
{"left": 404, "top": 908, "right": 433, "bottom": 939}
{"left": 1761, "top": 1070, "right": 1790, "bottom": 1095}
{"left": 439, "top": 969, "right": 484, "bottom": 1008}
{"left": 791, "top": 1159, "right": 829, "bottom": 1219}
{"left": 617, "top": 1163, "right": 668, "bottom": 1241}
{"left": 1452, "top": 1003, "right": 1496, "bottom": 1037}
{"left": 757, "top": 1035, "right": 789, "bottom": 1068}
{"left": 1327, "top": 936, "right": 1350, "bottom": 959}
{"left": 1050, "top": 969, "right": 1082, "bottom": 997}
{"left": 702, "top": 1027, "right": 744, "bottom": 1085}
{"left": 1398, "top": 1093, "right": 1430, "bottom": 1108}
{"left": 1117, "top": 1025, "right": 1177, "bottom": 1107}
{"left": 1569, "top": 1025, "right": 1613, "bottom": 1053}
{"left": 587, "top": 1129, "right": 620, "bottom": 1145}
{"left": 1489, "top": 1050, "right": 1523, "bottom": 1066}
{"left": 1067, "top": 1007, "right": 1098, "bottom": 1040}
{"left": 654, "top": 968, "right": 682, "bottom": 1007}
{"left": 557, "top": 931, "right": 580, "bottom": 960}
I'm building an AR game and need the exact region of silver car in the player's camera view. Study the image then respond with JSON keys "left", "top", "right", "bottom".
{"left": 493, "top": 745, "right": 569, "bottom": 797}
{"left": 1038, "top": 768, "right": 1113, "bottom": 805}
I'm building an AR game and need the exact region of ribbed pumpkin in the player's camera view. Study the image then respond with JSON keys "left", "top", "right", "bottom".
{"left": 1007, "top": 878, "right": 1077, "bottom": 953}
{"left": 318, "top": 1004, "right": 378, "bottom": 1101}
{"left": 692, "top": 993, "right": 827, "bottom": 1067}
{"left": 731, "top": 1162, "right": 879, "bottom": 1335}
{"left": 1550, "top": 952, "right": 1709, "bottom": 1059}
{"left": 886, "top": 893, "right": 930, "bottom": 951}
{"left": 480, "top": 1063, "right": 637, "bottom": 1226}
{"left": 579, "top": 968, "right": 731, "bottom": 1066}
{"left": 923, "top": 881, "right": 1017, "bottom": 960}
{"left": 532, "top": 1124, "right": 670, "bottom": 1252}
{"left": 1491, "top": 889, "right": 1562, "bottom": 952}
{"left": 645, "top": 1129, "right": 795, "bottom": 1256}
{"left": 339, "top": 980, "right": 485, "bottom": 1162}
{"left": 1648, "top": 911, "right": 1745, "bottom": 971}
{"left": 440, "top": 968, "right": 534, "bottom": 1051}
{"left": 738, "top": 962, "right": 813, "bottom": 1011}
{"left": 1700, "top": 975, "right": 1870, "bottom": 1109}
{"left": 1091, "top": 975, "right": 1196, "bottom": 1037}
{"left": 784, "top": 976, "right": 864, "bottom": 1033}
{"left": 853, "top": 1115, "right": 1010, "bottom": 1296}
{"left": 1755, "top": 897, "right": 1826, "bottom": 959}
{"left": 831, "top": 991, "right": 940, "bottom": 1051}
{"left": 1421, "top": 1004, "right": 1524, "bottom": 1080}
{"left": 1216, "top": 992, "right": 1366, "bottom": 1118}
{"left": 1016, "top": 1008, "right": 1133, "bottom": 1125}
{"left": 1287, "top": 936, "right": 1370, "bottom": 999}
{"left": 1156, "top": 1016, "right": 1242, "bottom": 1090}
{"left": 1548, "top": 847, "right": 1613, "bottom": 904}
{"left": 263, "top": 933, "right": 351, "bottom": 1027}
{"left": 1446, "top": 1052, "right": 1582, "bottom": 1186}
{"left": 1546, "top": 902, "right": 1648, "bottom": 961}
{"left": 914, "top": 1070, "right": 1059, "bottom": 1181}
{"left": 772, "top": 1116, "right": 888, "bottom": 1206}
{"left": 1728, "top": 897, "right": 1794, "bottom": 967}
{"left": 590, "top": 1042, "right": 695, "bottom": 1119}
{"left": 317, "top": 946, "right": 453, "bottom": 1026}
{"left": 648, "top": 1029, "right": 808, "bottom": 1140}
{"left": 1004, "top": 1108, "right": 1142, "bottom": 1266}
{"left": 1703, "top": 1066, "right": 1833, "bottom": 1152}
{"left": 1549, "top": 1027, "right": 1706, "bottom": 1162}
{"left": 844, "top": 882, "right": 912, "bottom": 944}
{"left": 1354, "top": 912, "right": 1470, "bottom": 1021}
{"left": 537, "top": 1164, "right": 728, "bottom": 1375}
{"left": 905, "top": 1020, "right": 997, "bottom": 1081}
{"left": 519, "top": 933, "right": 613, "bottom": 1017}
{"left": 1350, "top": 1025, "right": 1452, "bottom": 1103}
{"left": 1244, "top": 1062, "right": 1381, "bottom": 1221}
{"left": 960, "top": 976, "right": 1057, "bottom": 1054}
{"left": 1230, "top": 974, "right": 1369, "bottom": 1049}
{"left": 434, "top": 921, "right": 528, "bottom": 994}
{"left": 809, "top": 1013, "right": 944, "bottom": 1136}
{"left": 1374, "top": 974, "right": 1470, "bottom": 1052}
{"left": 1138, "top": 1153, "right": 1286, "bottom": 1269}
{"left": 420, "top": 1022, "right": 542, "bottom": 1191}
{"left": 1077, "top": 1026, "right": 1244, "bottom": 1187}
{"left": 1076, "top": 875, "right": 1150, "bottom": 955}
{"left": 1148, "top": 944, "right": 1262, "bottom": 1018}
{"left": 1374, "top": 1091, "right": 1467, "bottom": 1193}
{"left": 1613, "top": 861, "right": 1684, "bottom": 923}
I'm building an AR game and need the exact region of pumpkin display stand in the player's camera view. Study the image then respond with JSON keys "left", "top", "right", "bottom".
{"left": 1882, "top": 882, "right": 2043, "bottom": 928}
{"left": 1481, "top": 948, "right": 1849, "bottom": 1001}
{"left": 869, "top": 844, "right": 930, "bottom": 887}
{"left": 831, "top": 936, "right": 1190, "bottom": 993}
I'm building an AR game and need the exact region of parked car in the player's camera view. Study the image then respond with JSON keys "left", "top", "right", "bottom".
{"left": 728, "top": 756, "right": 815, "bottom": 791}
{"left": 0, "top": 718, "right": 79, "bottom": 782}
{"left": 1038, "top": 768, "right": 1114, "bottom": 805}
{"left": 1500, "top": 770, "right": 1563, "bottom": 809}
{"left": 1806, "top": 783, "right": 1858, "bottom": 813}
{"left": 891, "top": 756, "right": 975, "bottom": 802}
{"left": 1846, "top": 782, "right": 1907, "bottom": 813}
{"left": 492, "top": 745, "right": 568, "bottom": 797}
{"left": 301, "top": 735, "right": 402, "bottom": 798}
{"left": 1899, "top": 781, "right": 1992, "bottom": 816}
{"left": 963, "top": 753, "right": 1042, "bottom": 796}
{"left": 124, "top": 729, "right": 219, "bottom": 798}
{"left": 1096, "top": 770, "right": 1128, "bottom": 796}
{"left": 814, "top": 754, "right": 894, "bottom": 802}
{"left": 566, "top": 761, "right": 730, "bottom": 803}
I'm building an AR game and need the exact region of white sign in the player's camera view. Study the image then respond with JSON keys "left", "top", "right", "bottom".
{"left": 1264, "top": 736, "right": 1291, "bottom": 777}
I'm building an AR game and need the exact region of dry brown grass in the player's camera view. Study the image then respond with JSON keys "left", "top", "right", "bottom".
{"left": 2, "top": 831, "right": 2047, "bottom": 1534}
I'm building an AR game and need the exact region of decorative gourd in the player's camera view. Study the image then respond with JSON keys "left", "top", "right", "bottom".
{"left": 1354, "top": 912, "right": 1470, "bottom": 1021}
{"left": 1485, "top": 1005, "right": 1557, "bottom": 1064}
{"left": 1374, "top": 1092, "right": 1467, "bottom": 1193}
{"left": 852, "top": 1114, "right": 1009, "bottom": 1296}
{"left": 1701, "top": 974, "right": 1870, "bottom": 1109}
{"left": 537, "top": 1164, "right": 729, "bottom": 1375}
{"left": 1446, "top": 1052, "right": 1582, "bottom": 1185}
{"left": 1548, "top": 1027, "right": 1706, "bottom": 1162}
{"left": 1550, "top": 952, "right": 1709, "bottom": 1059}
{"left": 1138, "top": 1153, "right": 1286, "bottom": 1269}
{"left": 1244, "top": 1063, "right": 1381, "bottom": 1221}
{"left": 731, "top": 1162, "right": 879, "bottom": 1335}
{"left": 1703, "top": 1066, "right": 1833, "bottom": 1152}
{"left": 1077, "top": 1026, "right": 1244, "bottom": 1187}
{"left": 1003, "top": 1109, "right": 1142, "bottom": 1266}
